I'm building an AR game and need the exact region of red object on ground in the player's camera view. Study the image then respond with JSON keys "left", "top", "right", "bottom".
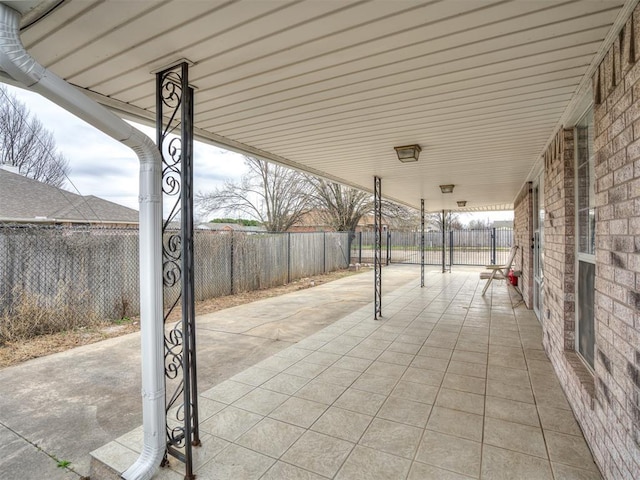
{"left": 508, "top": 270, "right": 518, "bottom": 286}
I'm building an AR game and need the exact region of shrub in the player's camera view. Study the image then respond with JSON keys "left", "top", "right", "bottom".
{"left": 0, "top": 286, "right": 99, "bottom": 345}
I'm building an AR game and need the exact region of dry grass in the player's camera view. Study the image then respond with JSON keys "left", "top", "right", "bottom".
{"left": 0, "top": 321, "right": 139, "bottom": 369}
{"left": 0, "top": 268, "right": 363, "bottom": 369}
{"left": 0, "top": 287, "right": 100, "bottom": 345}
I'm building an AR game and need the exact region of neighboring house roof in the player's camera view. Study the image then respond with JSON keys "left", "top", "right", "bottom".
{"left": 357, "top": 214, "right": 390, "bottom": 227}
{"left": 290, "top": 209, "right": 332, "bottom": 231}
{"left": 290, "top": 210, "right": 393, "bottom": 232}
{"left": 197, "top": 222, "right": 266, "bottom": 232}
{"left": 492, "top": 220, "right": 514, "bottom": 228}
{"left": 0, "top": 167, "right": 138, "bottom": 224}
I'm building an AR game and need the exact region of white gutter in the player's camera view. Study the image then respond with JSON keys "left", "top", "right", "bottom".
{"left": 0, "top": 5, "right": 165, "bottom": 480}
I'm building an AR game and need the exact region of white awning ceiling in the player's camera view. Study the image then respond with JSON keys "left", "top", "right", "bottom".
{"left": 2, "top": 0, "right": 635, "bottom": 211}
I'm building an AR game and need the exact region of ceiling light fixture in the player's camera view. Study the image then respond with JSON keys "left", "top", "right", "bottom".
{"left": 394, "top": 144, "right": 421, "bottom": 163}
{"left": 457, "top": 200, "right": 467, "bottom": 207}
{"left": 439, "top": 184, "right": 455, "bottom": 194}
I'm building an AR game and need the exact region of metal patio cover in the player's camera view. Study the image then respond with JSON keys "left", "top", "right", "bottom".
{"left": 4, "top": 0, "right": 631, "bottom": 211}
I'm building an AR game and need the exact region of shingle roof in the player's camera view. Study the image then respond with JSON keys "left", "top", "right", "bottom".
{"left": 197, "top": 222, "right": 266, "bottom": 232}
{"left": 0, "top": 168, "right": 138, "bottom": 224}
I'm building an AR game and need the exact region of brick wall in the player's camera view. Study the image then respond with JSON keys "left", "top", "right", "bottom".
{"left": 589, "top": 7, "right": 640, "bottom": 478}
{"left": 513, "top": 182, "right": 533, "bottom": 308}
{"left": 533, "top": 6, "right": 640, "bottom": 480}
{"left": 537, "top": 125, "right": 600, "bottom": 432}
{"left": 543, "top": 128, "right": 576, "bottom": 353}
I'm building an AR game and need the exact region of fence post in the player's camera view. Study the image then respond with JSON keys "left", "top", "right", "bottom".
{"left": 230, "top": 231, "right": 234, "bottom": 295}
{"left": 358, "top": 231, "right": 362, "bottom": 264}
{"left": 386, "top": 231, "right": 391, "bottom": 265}
{"left": 449, "top": 230, "right": 453, "bottom": 270}
{"left": 323, "top": 231, "right": 327, "bottom": 273}
{"left": 287, "top": 232, "right": 291, "bottom": 284}
{"left": 491, "top": 227, "right": 496, "bottom": 265}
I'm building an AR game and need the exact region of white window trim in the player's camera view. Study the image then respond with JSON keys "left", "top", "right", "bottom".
{"left": 574, "top": 105, "right": 596, "bottom": 374}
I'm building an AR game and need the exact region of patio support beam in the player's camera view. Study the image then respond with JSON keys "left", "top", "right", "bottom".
{"left": 374, "top": 176, "right": 382, "bottom": 319}
{"left": 421, "top": 199, "right": 425, "bottom": 287}
{"left": 0, "top": 5, "right": 165, "bottom": 480}
{"left": 156, "top": 63, "right": 199, "bottom": 478}
{"left": 442, "top": 209, "right": 446, "bottom": 273}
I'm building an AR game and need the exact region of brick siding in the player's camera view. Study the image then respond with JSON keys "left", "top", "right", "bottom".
{"left": 517, "top": 6, "right": 640, "bottom": 479}
{"left": 513, "top": 182, "right": 533, "bottom": 308}
{"left": 543, "top": 128, "right": 576, "bottom": 353}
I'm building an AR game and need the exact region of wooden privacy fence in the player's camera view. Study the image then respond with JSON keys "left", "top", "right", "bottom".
{"left": 0, "top": 226, "right": 351, "bottom": 321}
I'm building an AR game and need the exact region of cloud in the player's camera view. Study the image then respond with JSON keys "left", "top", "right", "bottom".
{"left": 71, "top": 158, "right": 136, "bottom": 177}
{"left": 4, "top": 84, "right": 247, "bottom": 212}
{"left": 194, "top": 171, "right": 230, "bottom": 185}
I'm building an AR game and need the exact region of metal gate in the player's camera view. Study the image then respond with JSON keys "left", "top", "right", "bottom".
{"left": 350, "top": 228, "right": 513, "bottom": 266}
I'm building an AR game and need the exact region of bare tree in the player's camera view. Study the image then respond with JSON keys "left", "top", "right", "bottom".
{"left": 308, "top": 177, "right": 418, "bottom": 232}
{"left": 307, "top": 179, "right": 371, "bottom": 232}
{"left": 385, "top": 203, "right": 419, "bottom": 231}
{"left": 197, "top": 156, "right": 418, "bottom": 233}
{"left": 467, "top": 217, "right": 492, "bottom": 229}
{"left": 427, "top": 211, "right": 463, "bottom": 231}
{"left": 196, "top": 156, "right": 313, "bottom": 232}
{"left": 0, "top": 86, "right": 70, "bottom": 188}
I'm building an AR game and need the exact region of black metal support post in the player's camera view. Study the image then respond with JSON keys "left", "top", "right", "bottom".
{"left": 421, "top": 199, "right": 425, "bottom": 287}
{"left": 157, "top": 62, "right": 199, "bottom": 480}
{"left": 358, "top": 231, "right": 362, "bottom": 264}
{"left": 441, "top": 209, "right": 446, "bottom": 274}
{"left": 374, "top": 176, "right": 382, "bottom": 319}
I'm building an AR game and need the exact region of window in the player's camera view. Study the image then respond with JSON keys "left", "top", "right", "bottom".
{"left": 576, "top": 110, "right": 595, "bottom": 256}
{"left": 575, "top": 108, "right": 595, "bottom": 369}
{"left": 533, "top": 174, "right": 544, "bottom": 320}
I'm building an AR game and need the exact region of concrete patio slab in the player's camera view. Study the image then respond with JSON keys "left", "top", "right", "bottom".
{"left": 0, "top": 266, "right": 418, "bottom": 479}
{"left": 0, "top": 265, "right": 602, "bottom": 479}
{"left": 89, "top": 266, "right": 602, "bottom": 480}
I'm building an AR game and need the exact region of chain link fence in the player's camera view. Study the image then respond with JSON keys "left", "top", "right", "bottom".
{"left": 0, "top": 225, "right": 351, "bottom": 342}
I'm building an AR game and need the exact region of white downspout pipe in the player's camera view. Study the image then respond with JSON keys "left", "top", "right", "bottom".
{"left": 0, "top": 5, "right": 165, "bottom": 480}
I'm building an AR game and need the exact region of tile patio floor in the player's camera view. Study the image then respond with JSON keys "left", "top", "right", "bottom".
{"left": 93, "top": 268, "right": 602, "bottom": 479}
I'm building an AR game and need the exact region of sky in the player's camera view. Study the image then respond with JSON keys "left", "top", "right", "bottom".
{"left": 3, "top": 84, "right": 249, "bottom": 216}
{"left": 4, "top": 84, "right": 512, "bottom": 224}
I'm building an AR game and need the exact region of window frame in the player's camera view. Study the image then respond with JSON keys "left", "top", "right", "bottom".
{"left": 574, "top": 106, "right": 596, "bottom": 372}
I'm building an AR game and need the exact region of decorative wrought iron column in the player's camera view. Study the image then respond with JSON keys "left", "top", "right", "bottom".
{"left": 156, "top": 62, "right": 199, "bottom": 479}
{"left": 421, "top": 199, "right": 425, "bottom": 287}
{"left": 374, "top": 176, "right": 382, "bottom": 319}
{"left": 442, "top": 209, "right": 446, "bottom": 274}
